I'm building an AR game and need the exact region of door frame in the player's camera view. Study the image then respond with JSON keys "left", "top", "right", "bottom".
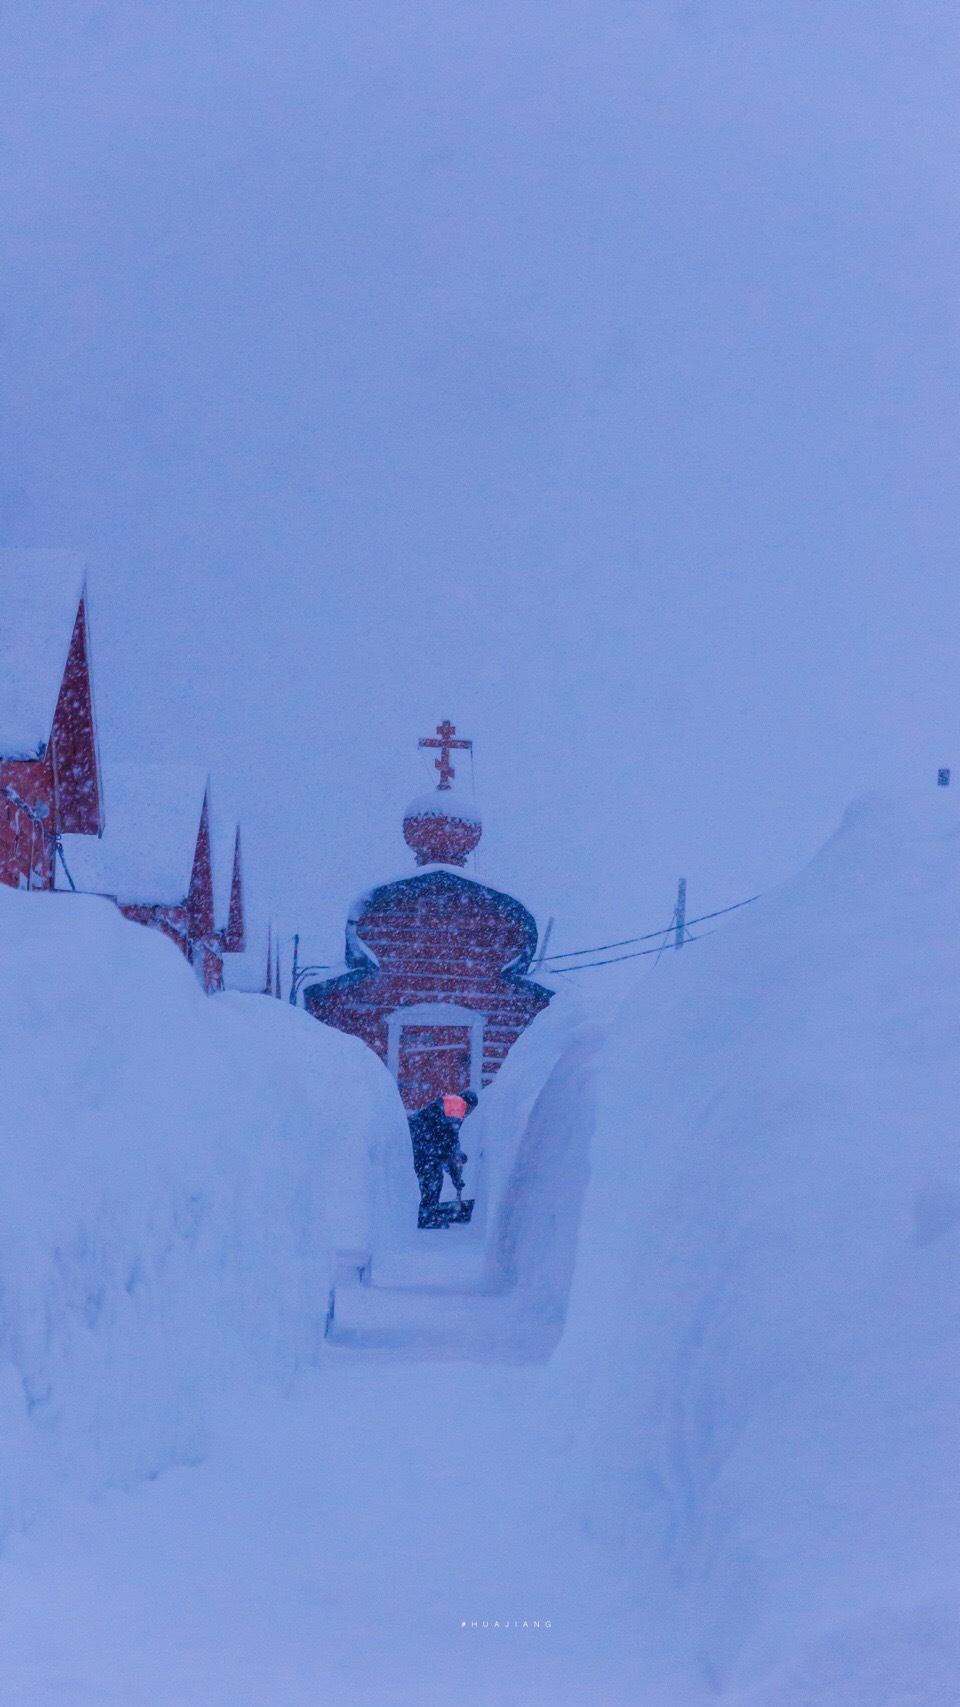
{"left": 386, "top": 1001, "right": 485, "bottom": 1096}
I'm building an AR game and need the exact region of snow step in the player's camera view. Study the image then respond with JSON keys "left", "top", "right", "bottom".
{"left": 323, "top": 1269, "right": 545, "bottom": 1360}
{"left": 372, "top": 1243, "right": 488, "bottom": 1291}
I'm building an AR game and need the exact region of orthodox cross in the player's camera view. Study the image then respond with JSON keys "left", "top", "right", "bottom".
{"left": 419, "top": 720, "right": 471, "bottom": 790}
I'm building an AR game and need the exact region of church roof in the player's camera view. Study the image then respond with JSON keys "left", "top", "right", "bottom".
{"left": 347, "top": 864, "right": 534, "bottom": 926}
{"left": 58, "top": 763, "right": 235, "bottom": 920}
{"left": 206, "top": 781, "right": 243, "bottom": 932}
{"left": 346, "top": 865, "right": 543, "bottom": 977}
{"left": 0, "top": 550, "right": 86, "bottom": 756}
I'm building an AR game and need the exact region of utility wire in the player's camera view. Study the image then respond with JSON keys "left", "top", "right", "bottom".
{"left": 543, "top": 893, "right": 761, "bottom": 963}
{"left": 650, "top": 919, "right": 675, "bottom": 970}
{"left": 555, "top": 930, "right": 714, "bottom": 972}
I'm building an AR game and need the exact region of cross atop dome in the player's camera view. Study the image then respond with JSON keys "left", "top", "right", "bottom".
{"left": 419, "top": 720, "right": 471, "bottom": 791}
{"left": 404, "top": 722, "right": 480, "bottom": 866}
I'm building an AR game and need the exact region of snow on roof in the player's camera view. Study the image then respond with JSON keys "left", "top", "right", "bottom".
{"left": 341, "top": 865, "right": 549, "bottom": 982}
{"left": 221, "top": 942, "right": 270, "bottom": 994}
{"left": 403, "top": 790, "right": 481, "bottom": 826}
{"left": 347, "top": 862, "right": 529, "bottom": 918}
{"left": 59, "top": 763, "right": 211, "bottom": 908}
{"left": 0, "top": 550, "right": 86, "bottom": 756}
{"left": 346, "top": 865, "right": 489, "bottom": 924}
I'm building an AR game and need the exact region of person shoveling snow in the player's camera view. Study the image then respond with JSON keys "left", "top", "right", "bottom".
{"left": 407, "top": 1090, "right": 478, "bottom": 1227}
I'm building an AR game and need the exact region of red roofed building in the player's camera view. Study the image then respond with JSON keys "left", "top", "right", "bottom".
{"left": 59, "top": 764, "right": 245, "bottom": 994}
{"left": 305, "top": 723, "right": 553, "bottom": 1111}
{"left": 0, "top": 551, "right": 103, "bottom": 889}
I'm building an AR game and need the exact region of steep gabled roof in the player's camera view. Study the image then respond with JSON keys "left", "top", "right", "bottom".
{"left": 59, "top": 763, "right": 211, "bottom": 906}
{"left": 0, "top": 551, "right": 87, "bottom": 757}
{"left": 51, "top": 588, "right": 102, "bottom": 834}
{"left": 205, "top": 782, "right": 243, "bottom": 937}
{"left": 222, "top": 825, "right": 245, "bottom": 951}
{"left": 59, "top": 763, "right": 242, "bottom": 939}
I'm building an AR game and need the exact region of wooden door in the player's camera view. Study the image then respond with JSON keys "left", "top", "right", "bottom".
{"left": 397, "top": 1025, "right": 472, "bottom": 1112}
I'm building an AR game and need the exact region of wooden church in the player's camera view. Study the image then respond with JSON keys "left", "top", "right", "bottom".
{"left": 305, "top": 722, "right": 553, "bottom": 1110}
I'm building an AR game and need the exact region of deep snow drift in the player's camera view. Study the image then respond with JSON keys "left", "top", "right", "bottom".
{"left": 0, "top": 883, "right": 405, "bottom": 1531}
{"left": 559, "top": 789, "right": 960, "bottom": 1702}
{"left": 2, "top": 793, "right": 960, "bottom": 1705}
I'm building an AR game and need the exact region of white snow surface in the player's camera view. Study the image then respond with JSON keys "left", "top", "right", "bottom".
{"left": 2, "top": 792, "right": 960, "bottom": 1703}
{"left": 403, "top": 787, "right": 481, "bottom": 825}
{"left": 556, "top": 788, "right": 960, "bottom": 1702}
{"left": 0, "top": 882, "right": 403, "bottom": 1525}
{"left": 60, "top": 763, "right": 239, "bottom": 928}
{"left": 60, "top": 762, "right": 209, "bottom": 908}
{"left": 0, "top": 550, "right": 85, "bottom": 756}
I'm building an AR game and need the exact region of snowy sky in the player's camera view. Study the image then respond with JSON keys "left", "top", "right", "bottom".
{"left": 0, "top": 1, "right": 956, "bottom": 990}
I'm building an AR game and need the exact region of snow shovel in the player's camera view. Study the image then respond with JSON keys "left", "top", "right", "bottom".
{"left": 419, "top": 1197, "right": 475, "bottom": 1228}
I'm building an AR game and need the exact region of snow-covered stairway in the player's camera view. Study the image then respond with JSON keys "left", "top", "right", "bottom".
{"left": 324, "top": 1235, "right": 548, "bottom": 1360}
{"left": 325, "top": 1267, "right": 548, "bottom": 1361}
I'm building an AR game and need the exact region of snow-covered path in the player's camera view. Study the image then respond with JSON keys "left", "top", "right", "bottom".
{"left": 0, "top": 1359, "right": 664, "bottom": 1707}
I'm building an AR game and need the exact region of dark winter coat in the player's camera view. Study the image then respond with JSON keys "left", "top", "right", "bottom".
{"left": 408, "top": 1098, "right": 465, "bottom": 1174}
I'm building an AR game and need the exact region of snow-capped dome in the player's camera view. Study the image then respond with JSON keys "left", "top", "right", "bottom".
{"left": 403, "top": 790, "right": 481, "bottom": 825}
{"left": 402, "top": 789, "right": 482, "bottom": 867}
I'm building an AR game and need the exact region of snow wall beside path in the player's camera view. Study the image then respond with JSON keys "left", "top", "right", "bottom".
{"left": 553, "top": 791, "right": 960, "bottom": 1703}
{"left": 0, "top": 886, "right": 405, "bottom": 1541}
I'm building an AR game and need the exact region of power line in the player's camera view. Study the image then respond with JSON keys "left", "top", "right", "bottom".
{"left": 545, "top": 893, "right": 759, "bottom": 959}
{"left": 555, "top": 930, "right": 714, "bottom": 972}
{"left": 543, "top": 893, "right": 761, "bottom": 963}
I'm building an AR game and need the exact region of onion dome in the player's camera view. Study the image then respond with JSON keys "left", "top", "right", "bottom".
{"left": 402, "top": 790, "right": 482, "bottom": 867}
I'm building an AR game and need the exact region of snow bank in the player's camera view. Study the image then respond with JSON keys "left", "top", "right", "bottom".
{"left": 556, "top": 790, "right": 960, "bottom": 1701}
{"left": 0, "top": 885, "right": 405, "bottom": 1536}
{"left": 469, "top": 988, "right": 599, "bottom": 1303}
